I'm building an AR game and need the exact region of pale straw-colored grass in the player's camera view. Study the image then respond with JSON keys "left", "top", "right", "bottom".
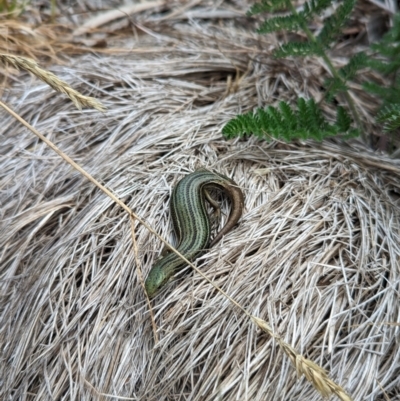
{"left": 1, "top": 1, "right": 400, "bottom": 400}
{"left": 0, "top": 54, "right": 104, "bottom": 111}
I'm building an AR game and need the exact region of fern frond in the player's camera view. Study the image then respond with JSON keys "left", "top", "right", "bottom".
{"left": 370, "top": 13, "right": 400, "bottom": 52}
{"left": 324, "top": 77, "right": 348, "bottom": 102}
{"left": 340, "top": 52, "right": 368, "bottom": 80}
{"left": 279, "top": 101, "right": 297, "bottom": 130}
{"left": 376, "top": 104, "right": 400, "bottom": 132}
{"left": 222, "top": 99, "right": 358, "bottom": 142}
{"left": 335, "top": 106, "right": 358, "bottom": 139}
{"left": 256, "top": 0, "right": 335, "bottom": 33}
{"left": 257, "top": 14, "right": 302, "bottom": 33}
{"left": 325, "top": 52, "right": 367, "bottom": 100}
{"left": 305, "top": 98, "right": 329, "bottom": 138}
{"left": 317, "top": 0, "right": 356, "bottom": 47}
{"left": 336, "top": 106, "right": 352, "bottom": 131}
{"left": 384, "top": 12, "right": 400, "bottom": 41}
{"left": 371, "top": 42, "right": 400, "bottom": 60}
{"left": 363, "top": 13, "right": 400, "bottom": 132}
{"left": 302, "top": 0, "right": 332, "bottom": 18}
{"left": 367, "top": 57, "right": 400, "bottom": 75}
{"left": 239, "top": 0, "right": 364, "bottom": 142}
{"left": 248, "top": 0, "right": 287, "bottom": 15}
{"left": 367, "top": 14, "right": 400, "bottom": 74}
{"left": 274, "top": 41, "right": 322, "bottom": 57}
{"left": 363, "top": 81, "right": 400, "bottom": 106}
{"left": 362, "top": 82, "right": 389, "bottom": 98}
{"left": 363, "top": 13, "right": 400, "bottom": 134}
{"left": 250, "top": 0, "right": 333, "bottom": 18}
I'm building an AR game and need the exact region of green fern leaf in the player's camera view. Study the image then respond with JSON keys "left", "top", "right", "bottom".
{"left": 325, "top": 77, "right": 348, "bottom": 102}
{"left": 335, "top": 106, "right": 352, "bottom": 131}
{"left": 366, "top": 14, "right": 400, "bottom": 74}
{"left": 248, "top": 0, "right": 287, "bottom": 15}
{"left": 371, "top": 44, "right": 400, "bottom": 61}
{"left": 340, "top": 52, "right": 368, "bottom": 79}
{"left": 340, "top": 128, "right": 360, "bottom": 140}
{"left": 279, "top": 101, "right": 297, "bottom": 131}
{"left": 363, "top": 81, "right": 389, "bottom": 98}
{"left": 225, "top": 0, "right": 364, "bottom": 143}
{"left": 250, "top": 0, "right": 333, "bottom": 17}
{"left": 222, "top": 99, "right": 358, "bottom": 142}
{"left": 302, "top": 0, "right": 332, "bottom": 18}
{"left": 370, "top": 13, "right": 400, "bottom": 52}
{"left": 274, "top": 41, "right": 321, "bottom": 57}
{"left": 325, "top": 52, "right": 367, "bottom": 100}
{"left": 257, "top": 15, "right": 302, "bottom": 33}
{"left": 296, "top": 98, "right": 311, "bottom": 137}
{"left": 363, "top": 81, "right": 400, "bottom": 106}
{"left": 377, "top": 104, "right": 400, "bottom": 132}
{"left": 317, "top": 0, "right": 356, "bottom": 47}
{"left": 367, "top": 57, "right": 400, "bottom": 75}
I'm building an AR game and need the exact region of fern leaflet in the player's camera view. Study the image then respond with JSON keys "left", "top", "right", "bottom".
{"left": 377, "top": 105, "right": 400, "bottom": 132}
{"left": 316, "top": 0, "right": 356, "bottom": 47}
{"left": 222, "top": 99, "right": 359, "bottom": 142}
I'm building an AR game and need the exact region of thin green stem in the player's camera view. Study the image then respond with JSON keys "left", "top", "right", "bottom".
{"left": 51, "top": 0, "right": 57, "bottom": 23}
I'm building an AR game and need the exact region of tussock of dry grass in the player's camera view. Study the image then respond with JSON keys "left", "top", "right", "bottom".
{"left": 1, "top": 1, "right": 400, "bottom": 400}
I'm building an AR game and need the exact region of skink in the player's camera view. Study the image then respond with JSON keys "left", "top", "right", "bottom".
{"left": 145, "top": 168, "right": 244, "bottom": 297}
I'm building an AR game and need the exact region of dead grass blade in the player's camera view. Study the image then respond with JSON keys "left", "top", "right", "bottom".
{"left": 72, "top": 0, "right": 167, "bottom": 36}
{"left": 0, "top": 53, "right": 104, "bottom": 111}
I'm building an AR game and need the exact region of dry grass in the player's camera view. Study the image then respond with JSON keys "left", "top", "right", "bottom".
{"left": 1, "top": 1, "right": 400, "bottom": 400}
{"left": 0, "top": 54, "right": 104, "bottom": 111}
